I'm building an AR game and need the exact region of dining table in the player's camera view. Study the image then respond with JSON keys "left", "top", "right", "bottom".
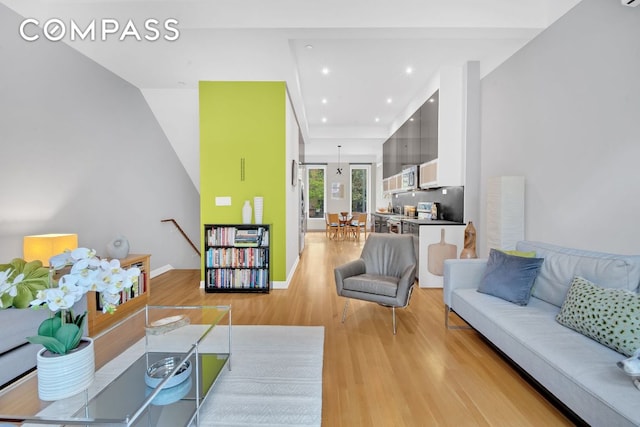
{"left": 339, "top": 212, "right": 353, "bottom": 239}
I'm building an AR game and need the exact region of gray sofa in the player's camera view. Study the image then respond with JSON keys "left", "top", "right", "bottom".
{"left": 443, "top": 241, "right": 640, "bottom": 427}
{"left": 0, "top": 308, "right": 50, "bottom": 387}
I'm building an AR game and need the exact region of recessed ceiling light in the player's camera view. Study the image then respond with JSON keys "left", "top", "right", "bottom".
{"left": 322, "top": 117, "right": 327, "bottom": 123}
{"left": 406, "top": 67, "right": 413, "bottom": 74}
{"left": 375, "top": 117, "right": 380, "bottom": 122}
{"left": 409, "top": 117, "right": 414, "bottom": 122}
{"left": 322, "top": 67, "right": 330, "bottom": 75}
{"left": 321, "top": 98, "right": 327, "bottom": 104}
{"left": 386, "top": 98, "right": 393, "bottom": 104}
{"left": 305, "top": 44, "right": 313, "bottom": 49}
{"left": 428, "top": 98, "right": 435, "bottom": 103}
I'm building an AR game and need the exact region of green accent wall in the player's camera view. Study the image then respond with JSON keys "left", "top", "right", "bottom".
{"left": 199, "top": 81, "right": 286, "bottom": 282}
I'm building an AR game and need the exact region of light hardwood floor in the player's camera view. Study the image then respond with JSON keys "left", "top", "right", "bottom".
{"left": 151, "top": 232, "right": 574, "bottom": 426}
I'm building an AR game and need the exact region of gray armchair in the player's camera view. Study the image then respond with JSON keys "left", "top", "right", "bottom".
{"left": 334, "top": 233, "right": 417, "bottom": 334}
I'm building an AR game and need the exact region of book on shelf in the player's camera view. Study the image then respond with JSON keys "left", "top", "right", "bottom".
{"left": 234, "top": 227, "right": 264, "bottom": 247}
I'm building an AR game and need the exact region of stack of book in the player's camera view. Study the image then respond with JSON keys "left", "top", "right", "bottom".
{"left": 234, "top": 227, "right": 263, "bottom": 247}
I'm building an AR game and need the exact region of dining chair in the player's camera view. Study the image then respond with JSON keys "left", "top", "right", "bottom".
{"left": 334, "top": 233, "right": 417, "bottom": 334}
{"left": 326, "top": 213, "right": 341, "bottom": 239}
{"left": 349, "top": 212, "right": 368, "bottom": 240}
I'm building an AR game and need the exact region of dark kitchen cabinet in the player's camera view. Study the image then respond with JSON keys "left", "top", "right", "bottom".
{"left": 383, "top": 136, "right": 394, "bottom": 178}
{"left": 383, "top": 90, "right": 439, "bottom": 182}
{"left": 420, "top": 90, "right": 439, "bottom": 164}
{"left": 373, "top": 214, "right": 389, "bottom": 233}
{"left": 404, "top": 114, "right": 421, "bottom": 168}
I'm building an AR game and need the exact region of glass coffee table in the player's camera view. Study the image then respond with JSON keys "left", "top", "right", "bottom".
{"left": 0, "top": 305, "right": 231, "bottom": 426}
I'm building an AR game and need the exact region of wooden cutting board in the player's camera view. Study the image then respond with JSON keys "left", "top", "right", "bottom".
{"left": 428, "top": 228, "right": 458, "bottom": 276}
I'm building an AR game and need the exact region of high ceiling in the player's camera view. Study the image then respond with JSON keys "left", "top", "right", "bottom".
{"left": 1, "top": 0, "right": 581, "bottom": 186}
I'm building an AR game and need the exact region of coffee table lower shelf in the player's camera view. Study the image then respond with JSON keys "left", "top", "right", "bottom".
{"left": 72, "top": 351, "right": 229, "bottom": 427}
{"left": 0, "top": 305, "right": 232, "bottom": 427}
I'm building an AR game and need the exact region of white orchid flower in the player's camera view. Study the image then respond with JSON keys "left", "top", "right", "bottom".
{"left": 32, "top": 247, "right": 138, "bottom": 315}
{"left": 38, "top": 288, "right": 76, "bottom": 312}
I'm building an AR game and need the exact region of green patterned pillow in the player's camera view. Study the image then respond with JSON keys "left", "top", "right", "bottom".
{"left": 556, "top": 276, "right": 640, "bottom": 357}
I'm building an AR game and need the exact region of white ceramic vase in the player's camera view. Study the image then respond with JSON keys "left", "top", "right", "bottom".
{"left": 254, "top": 196, "right": 264, "bottom": 224}
{"left": 36, "top": 337, "right": 95, "bottom": 401}
{"left": 242, "top": 200, "right": 252, "bottom": 224}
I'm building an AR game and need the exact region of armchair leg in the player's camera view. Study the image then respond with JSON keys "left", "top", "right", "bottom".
{"left": 392, "top": 306, "right": 397, "bottom": 335}
{"left": 341, "top": 300, "right": 349, "bottom": 323}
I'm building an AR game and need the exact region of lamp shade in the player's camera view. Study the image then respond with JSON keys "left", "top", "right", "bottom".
{"left": 23, "top": 234, "right": 78, "bottom": 266}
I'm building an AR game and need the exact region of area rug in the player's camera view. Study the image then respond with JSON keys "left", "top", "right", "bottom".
{"left": 27, "top": 325, "right": 323, "bottom": 427}
{"left": 195, "top": 326, "right": 324, "bottom": 426}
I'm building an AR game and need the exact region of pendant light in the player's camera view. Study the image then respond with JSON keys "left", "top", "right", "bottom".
{"left": 336, "top": 145, "right": 343, "bottom": 175}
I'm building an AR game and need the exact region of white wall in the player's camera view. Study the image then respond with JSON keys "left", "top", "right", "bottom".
{"left": 0, "top": 5, "right": 201, "bottom": 270}
{"left": 478, "top": 0, "right": 640, "bottom": 255}
{"left": 284, "top": 92, "right": 300, "bottom": 288}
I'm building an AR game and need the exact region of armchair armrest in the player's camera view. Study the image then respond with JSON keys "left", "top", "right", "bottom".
{"left": 334, "top": 259, "right": 366, "bottom": 295}
{"left": 443, "top": 258, "right": 488, "bottom": 307}
{"left": 395, "top": 263, "right": 417, "bottom": 306}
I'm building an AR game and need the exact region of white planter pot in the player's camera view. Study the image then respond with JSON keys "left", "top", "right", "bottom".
{"left": 36, "top": 337, "right": 95, "bottom": 401}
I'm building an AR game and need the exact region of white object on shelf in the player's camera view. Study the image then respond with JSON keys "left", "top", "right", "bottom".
{"left": 254, "top": 196, "right": 264, "bottom": 224}
{"left": 242, "top": 200, "right": 252, "bottom": 224}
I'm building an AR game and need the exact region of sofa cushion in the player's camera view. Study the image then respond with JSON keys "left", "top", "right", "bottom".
{"left": 343, "top": 274, "right": 398, "bottom": 297}
{"left": 556, "top": 276, "right": 640, "bottom": 357}
{"left": 477, "top": 249, "right": 544, "bottom": 306}
{"left": 516, "top": 241, "right": 640, "bottom": 307}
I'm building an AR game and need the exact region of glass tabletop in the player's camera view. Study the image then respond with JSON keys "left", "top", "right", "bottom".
{"left": 0, "top": 305, "right": 231, "bottom": 426}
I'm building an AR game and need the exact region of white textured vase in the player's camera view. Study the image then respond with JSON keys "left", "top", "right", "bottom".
{"left": 242, "top": 200, "right": 252, "bottom": 224}
{"left": 37, "top": 337, "right": 95, "bottom": 401}
{"left": 254, "top": 196, "right": 264, "bottom": 224}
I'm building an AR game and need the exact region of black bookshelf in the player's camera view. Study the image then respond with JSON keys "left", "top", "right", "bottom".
{"left": 203, "top": 224, "right": 270, "bottom": 293}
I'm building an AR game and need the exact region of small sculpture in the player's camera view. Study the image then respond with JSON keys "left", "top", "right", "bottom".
{"left": 106, "top": 235, "right": 130, "bottom": 259}
{"left": 460, "top": 221, "right": 478, "bottom": 259}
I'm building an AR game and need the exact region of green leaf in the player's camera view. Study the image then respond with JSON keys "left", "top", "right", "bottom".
{"left": 55, "top": 323, "right": 81, "bottom": 353}
{"left": 12, "top": 285, "right": 35, "bottom": 308}
{"left": 8, "top": 258, "right": 26, "bottom": 274}
{"left": 0, "top": 293, "right": 12, "bottom": 309}
{"left": 22, "top": 260, "right": 44, "bottom": 277}
{"left": 26, "top": 335, "right": 67, "bottom": 354}
{"left": 38, "top": 317, "right": 62, "bottom": 337}
{"left": 0, "top": 258, "right": 50, "bottom": 309}
{"left": 74, "top": 311, "right": 87, "bottom": 329}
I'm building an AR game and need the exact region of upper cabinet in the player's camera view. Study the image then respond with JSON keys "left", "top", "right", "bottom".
{"left": 382, "top": 133, "right": 396, "bottom": 178}
{"left": 382, "top": 84, "right": 463, "bottom": 191}
{"left": 419, "top": 91, "right": 438, "bottom": 164}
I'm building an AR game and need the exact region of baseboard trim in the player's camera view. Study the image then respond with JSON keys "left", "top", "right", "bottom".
{"left": 271, "top": 281, "right": 288, "bottom": 290}
{"left": 150, "top": 264, "right": 174, "bottom": 279}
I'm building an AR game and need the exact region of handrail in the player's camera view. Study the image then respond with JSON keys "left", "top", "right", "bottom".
{"left": 161, "top": 218, "right": 201, "bottom": 256}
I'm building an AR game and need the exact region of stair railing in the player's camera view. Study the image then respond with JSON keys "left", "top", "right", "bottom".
{"left": 161, "top": 218, "right": 200, "bottom": 256}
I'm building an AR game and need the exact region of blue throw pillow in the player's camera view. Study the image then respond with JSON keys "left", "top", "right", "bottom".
{"left": 477, "top": 249, "right": 544, "bottom": 305}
